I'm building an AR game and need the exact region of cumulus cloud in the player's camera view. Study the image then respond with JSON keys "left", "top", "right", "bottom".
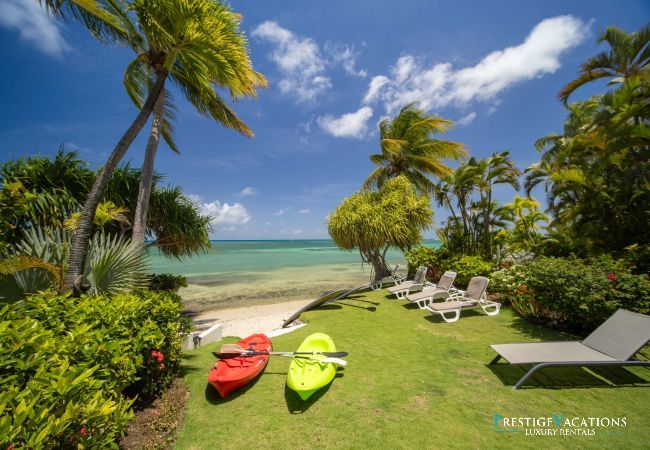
{"left": 252, "top": 21, "right": 331, "bottom": 102}
{"left": 317, "top": 106, "right": 374, "bottom": 139}
{"left": 192, "top": 196, "right": 251, "bottom": 226}
{"left": 363, "top": 15, "right": 588, "bottom": 114}
{"left": 457, "top": 112, "right": 477, "bottom": 126}
{"left": 237, "top": 187, "right": 258, "bottom": 197}
{"left": 299, "top": 209, "right": 311, "bottom": 214}
{"left": 0, "top": 0, "right": 70, "bottom": 57}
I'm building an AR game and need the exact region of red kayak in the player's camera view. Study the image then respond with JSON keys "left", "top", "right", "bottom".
{"left": 208, "top": 334, "right": 272, "bottom": 397}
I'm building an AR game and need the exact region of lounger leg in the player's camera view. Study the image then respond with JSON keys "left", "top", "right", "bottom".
{"left": 489, "top": 354, "right": 502, "bottom": 365}
{"left": 480, "top": 302, "right": 501, "bottom": 316}
{"left": 396, "top": 290, "right": 406, "bottom": 300}
{"left": 513, "top": 363, "right": 544, "bottom": 390}
{"left": 439, "top": 309, "right": 460, "bottom": 323}
{"left": 371, "top": 282, "right": 382, "bottom": 291}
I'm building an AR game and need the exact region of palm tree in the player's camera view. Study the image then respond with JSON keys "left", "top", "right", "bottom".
{"left": 558, "top": 24, "right": 650, "bottom": 104}
{"left": 128, "top": 4, "right": 265, "bottom": 244}
{"left": 475, "top": 151, "right": 521, "bottom": 255}
{"left": 61, "top": 0, "right": 266, "bottom": 293}
{"left": 363, "top": 103, "right": 466, "bottom": 195}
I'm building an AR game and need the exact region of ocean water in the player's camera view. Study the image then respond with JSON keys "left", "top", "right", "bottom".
{"left": 147, "top": 239, "right": 440, "bottom": 312}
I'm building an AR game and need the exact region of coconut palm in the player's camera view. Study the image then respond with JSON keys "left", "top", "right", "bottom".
{"left": 474, "top": 151, "right": 521, "bottom": 255}
{"left": 63, "top": 0, "right": 266, "bottom": 293}
{"left": 363, "top": 103, "right": 466, "bottom": 195}
{"left": 558, "top": 24, "right": 650, "bottom": 104}
{"left": 128, "top": 3, "right": 265, "bottom": 245}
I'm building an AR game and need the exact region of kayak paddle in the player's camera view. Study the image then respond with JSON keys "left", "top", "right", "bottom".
{"left": 214, "top": 344, "right": 348, "bottom": 360}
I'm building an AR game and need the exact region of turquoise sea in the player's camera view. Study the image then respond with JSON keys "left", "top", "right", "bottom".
{"left": 147, "top": 239, "right": 440, "bottom": 312}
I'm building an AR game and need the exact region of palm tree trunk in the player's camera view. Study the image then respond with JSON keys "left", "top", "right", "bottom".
{"left": 63, "top": 73, "right": 167, "bottom": 294}
{"left": 132, "top": 91, "right": 165, "bottom": 245}
{"left": 483, "top": 188, "right": 492, "bottom": 256}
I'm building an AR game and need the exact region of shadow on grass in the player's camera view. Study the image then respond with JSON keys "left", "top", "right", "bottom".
{"left": 400, "top": 302, "right": 420, "bottom": 310}
{"left": 203, "top": 372, "right": 266, "bottom": 405}
{"left": 342, "top": 296, "right": 380, "bottom": 305}
{"left": 505, "top": 313, "right": 577, "bottom": 341}
{"left": 284, "top": 368, "right": 345, "bottom": 414}
{"left": 487, "top": 363, "right": 650, "bottom": 390}
{"left": 179, "top": 352, "right": 202, "bottom": 377}
{"left": 314, "top": 304, "right": 343, "bottom": 311}
{"left": 422, "top": 308, "right": 485, "bottom": 323}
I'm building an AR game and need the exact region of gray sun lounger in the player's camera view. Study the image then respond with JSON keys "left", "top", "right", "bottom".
{"left": 386, "top": 266, "right": 428, "bottom": 299}
{"left": 371, "top": 264, "right": 407, "bottom": 291}
{"left": 489, "top": 309, "right": 650, "bottom": 390}
{"left": 406, "top": 271, "right": 457, "bottom": 308}
{"left": 425, "top": 276, "right": 500, "bottom": 322}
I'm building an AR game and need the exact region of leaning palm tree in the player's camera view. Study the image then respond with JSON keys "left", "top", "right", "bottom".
{"left": 129, "top": 7, "right": 264, "bottom": 245}
{"left": 62, "top": 0, "right": 266, "bottom": 293}
{"left": 558, "top": 24, "right": 650, "bottom": 104}
{"left": 363, "top": 103, "right": 466, "bottom": 195}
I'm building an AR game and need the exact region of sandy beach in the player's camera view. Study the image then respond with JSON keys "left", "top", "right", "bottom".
{"left": 190, "top": 298, "right": 313, "bottom": 337}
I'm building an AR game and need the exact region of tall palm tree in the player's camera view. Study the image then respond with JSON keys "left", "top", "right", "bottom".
{"left": 558, "top": 24, "right": 650, "bottom": 104}
{"left": 61, "top": 0, "right": 266, "bottom": 293}
{"left": 474, "top": 151, "right": 521, "bottom": 255}
{"left": 363, "top": 103, "right": 466, "bottom": 195}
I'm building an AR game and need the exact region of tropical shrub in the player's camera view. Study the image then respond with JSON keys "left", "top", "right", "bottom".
{"left": 0, "top": 290, "right": 190, "bottom": 448}
{"left": 405, "top": 246, "right": 448, "bottom": 281}
{"left": 328, "top": 177, "right": 433, "bottom": 281}
{"left": 1, "top": 227, "right": 149, "bottom": 300}
{"left": 490, "top": 255, "right": 650, "bottom": 334}
{"left": 443, "top": 255, "right": 493, "bottom": 288}
{"left": 149, "top": 273, "right": 188, "bottom": 292}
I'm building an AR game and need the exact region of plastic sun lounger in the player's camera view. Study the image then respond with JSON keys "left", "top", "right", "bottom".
{"left": 386, "top": 266, "right": 428, "bottom": 299}
{"left": 489, "top": 309, "right": 650, "bottom": 390}
{"left": 405, "top": 271, "right": 457, "bottom": 309}
{"left": 370, "top": 264, "right": 407, "bottom": 291}
{"left": 425, "top": 276, "right": 499, "bottom": 323}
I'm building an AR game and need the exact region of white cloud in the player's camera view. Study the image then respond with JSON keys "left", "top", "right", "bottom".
{"left": 317, "top": 106, "right": 374, "bottom": 139}
{"left": 252, "top": 21, "right": 331, "bottom": 103}
{"left": 292, "top": 229, "right": 303, "bottom": 235}
{"left": 0, "top": 0, "right": 70, "bottom": 57}
{"left": 457, "top": 112, "right": 477, "bottom": 126}
{"left": 363, "top": 15, "right": 588, "bottom": 114}
{"left": 273, "top": 208, "right": 290, "bottom": 216}
{"left": 237, "top": 187, "right": 257, "bottom": 197}
{"left": 192, "top": 196, "right": 251, "bottom": 226}
{"left": 325, "top": 42, "right": 367, "bottom": 77}
{"left": 299, "top": 209, "right": 311, "bottom": 214}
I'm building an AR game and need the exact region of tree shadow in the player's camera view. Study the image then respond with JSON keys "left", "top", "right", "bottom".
{"left": 505, "top": 313, "right": 577, "bottom": 341}
{"left": 487, "top": 363, "right": 650, "bottom": 390}
{"left": 284, "top": 368, "right": 345, "bottom": 414}
{"left": 342, "top": 296, "right": 380, "bottom": 305}
{"left": 179, "top": 352, "right": 202, "bottom": 377}
{"left": 313, "top": 304, "right": 343, "bottom": 311}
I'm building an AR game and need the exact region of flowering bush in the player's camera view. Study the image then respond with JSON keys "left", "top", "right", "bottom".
{"left": 405, "top": 246, "right": 447, "bottom": 281}
{"left": 0, "top": 290, "right": 191, "bottom": 448}
{"left": 490, "top": 255, "right": 650, "bottom": 334}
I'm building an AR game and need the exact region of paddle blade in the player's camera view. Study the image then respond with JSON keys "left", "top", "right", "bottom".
{"left": 322, "top": 351, "right": 348, "bottom": 358}
{"left": 220, "top": 344, "right": 246, "bottom": 353}
{"left": 368, "top": 307, "right": 377, "bottom": 312}
{"left": 212, "top": 351, "right": 245, "bottom": 360}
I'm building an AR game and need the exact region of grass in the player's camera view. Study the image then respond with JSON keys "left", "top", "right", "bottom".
{"left": 175, "top": 289, "right": 650, "bottom": 449}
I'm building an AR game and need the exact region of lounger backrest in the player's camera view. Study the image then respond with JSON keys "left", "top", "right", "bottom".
{"left": 413, "top": 266, "right": 427, "bottom": 284}
{"left": 464, "top": 276, "right": 489, "bottom": 301}
{"left": 582, "top": 309, "right": 650, "bottom": 361}
{"left": 391, "top": 264, "right": 400, "bottom": 276}
{"left": 436, "top": 271, "right": 456, "bottom": 291}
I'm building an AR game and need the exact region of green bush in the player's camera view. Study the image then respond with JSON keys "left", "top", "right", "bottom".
{"left": 490, "top": 255, "right": 650, "bottom": 334}
{"left": 405, "top": 246, "right": 447, "bottom": 281}
{"left": 443, "top": 255, "right": 493, "bottom": 288}
{"left": 149, "top": 273, "right": 188, "bottom": 292}
{"left": 0, "top": 291, "right": 191, "bottom": 448}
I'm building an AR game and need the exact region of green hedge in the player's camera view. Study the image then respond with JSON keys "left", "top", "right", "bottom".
{"left": 405, "top": 246, "right": 446, "bottom": 281}
{"left": 0, "top": 291, "right": 191, "bottom": 448}
{"left": 444, "top": 255, "right": 493, "bottom": 288}
{"left": 490, "top": 255, "right": 650, "bottom": 334}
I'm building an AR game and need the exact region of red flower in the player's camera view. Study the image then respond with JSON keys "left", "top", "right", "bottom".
{"left": 607, "top": 273, "right": 617, "bottom": 282}
{"left": 80, "top": 427, "right": 88, "bottom": 436}
{"left": 151, "top": 350, "right": 165, "bottom": 363}
{"left": 7, "top": 444, "right": 16, "bottom": 450}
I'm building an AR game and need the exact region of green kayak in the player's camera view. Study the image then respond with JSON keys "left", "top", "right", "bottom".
{"left": 287, "top": 333, "right": 338, "bottom": 400}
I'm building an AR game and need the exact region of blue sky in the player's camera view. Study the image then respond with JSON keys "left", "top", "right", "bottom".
{"left": 0, "top": 0, "right": 648, "bottom": 239}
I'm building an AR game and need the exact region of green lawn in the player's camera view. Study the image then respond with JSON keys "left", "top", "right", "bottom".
{"left": 175, "top": 290, "right": 650, "bottom": 449}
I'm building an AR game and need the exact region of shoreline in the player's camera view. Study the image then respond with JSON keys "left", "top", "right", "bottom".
{"left": 187, "top": 298, "right": 313, "bottom": 338}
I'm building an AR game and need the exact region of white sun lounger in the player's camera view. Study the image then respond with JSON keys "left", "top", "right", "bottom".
{"left": 386, "top": 266, "right": 428, "bottom": 299}
{"left": 489, "top": 309, "right": 650, "bottom": 389}
{"left": 371, "top": 264, "right": 407, "bottom": 291}
{"left": 425, "top": 276, "right": 499, "bottom": 323}
{"left": 406, "top": 271, "right": 457, "bottom": 309}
